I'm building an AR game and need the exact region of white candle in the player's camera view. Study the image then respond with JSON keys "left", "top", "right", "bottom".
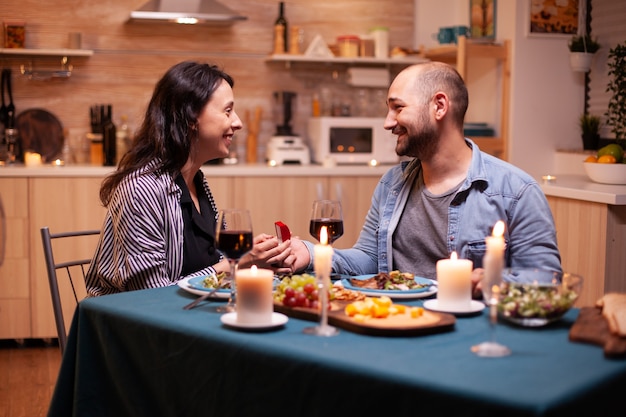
{"left": 314, "top": 226, "right": 333, "bottom": 285}
{"left": 24, "top": 152, "right": 42, "bottom": 167}
{"left": 482, "top": 220, "right": 506, "bottom": 303}
{"left": 436, "top": 251, "right": 473, "bottom": 310}
{"left": 235, "top": 265, "right": 274, "bottom": 325}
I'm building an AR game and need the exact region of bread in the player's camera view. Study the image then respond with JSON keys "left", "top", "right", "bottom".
{"left": 596, "top": 293, "right": 626, "bottom": 336}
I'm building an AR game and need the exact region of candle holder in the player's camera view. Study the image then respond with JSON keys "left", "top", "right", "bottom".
{"left": 471, "top": 285, "right": 511, "bottom": 357}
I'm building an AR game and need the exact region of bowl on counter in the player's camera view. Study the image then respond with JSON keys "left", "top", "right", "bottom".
{"left": 583, "top": 162, "right": 626, "bottom": 185}
{"left": 497, "top": 269, "right": 583, "bottom": 327}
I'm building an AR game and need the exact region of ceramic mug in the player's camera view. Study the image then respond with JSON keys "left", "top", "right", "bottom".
{"left": 451, "top": 26, "right": 470, "bottom": 43}
{"left": 434, "top": 27, "right": 455, "bottom": 44}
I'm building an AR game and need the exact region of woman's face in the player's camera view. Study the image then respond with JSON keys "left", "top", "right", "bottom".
{"left": 195, "top": 79, "right": 243, "bottom": 162}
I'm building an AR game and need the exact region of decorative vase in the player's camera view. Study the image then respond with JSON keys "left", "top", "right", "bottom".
{"left": 570, "top": 52, "right": 594, "bottom": 72}
{"left": 582, "top": 133, "right": 600, "bottom": 150}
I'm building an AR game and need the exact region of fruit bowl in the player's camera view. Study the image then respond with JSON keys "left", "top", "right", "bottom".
{"left": 583, "top": 162, "right": 626, "bottom": 185}
{"left": 497, "top": 269, "right": 583, "bottom": 327}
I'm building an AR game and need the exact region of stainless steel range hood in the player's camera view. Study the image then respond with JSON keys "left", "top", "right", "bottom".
{"left": 130, "top": 0, "right": 247, "bottom": 25}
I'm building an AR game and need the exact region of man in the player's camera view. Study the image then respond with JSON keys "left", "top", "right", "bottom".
{"left": 291, "top": 62, "right": 561, "bottom": 292}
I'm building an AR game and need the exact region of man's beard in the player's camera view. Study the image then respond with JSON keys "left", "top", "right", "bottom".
{"left": 395, "top": 114, "right": 438, "bottom": 160}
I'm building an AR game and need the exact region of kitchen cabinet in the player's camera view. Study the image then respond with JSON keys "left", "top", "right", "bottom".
{"left": 546, "top": 195, "right": 626, "bottom": 307}
{"left": 425, "top": 36, "right": 511, "bottom": 160}
{"left": 0, "top": 178, "right": 31, "bottom": 339}
{"left": 0, "top": 166, "right": 384, "bottom": 339}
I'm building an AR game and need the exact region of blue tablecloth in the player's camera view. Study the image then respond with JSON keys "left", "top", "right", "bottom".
{"left": 48, "top": 285, "right": 626, "bottom": 417}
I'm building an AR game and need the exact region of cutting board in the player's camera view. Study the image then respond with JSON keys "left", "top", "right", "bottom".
{"left": 274, "top": 301, "right": 456, "bottom": 337}
{"left": 16, "top": 108, "right": 64, "bottom": 162}
{"left": 569, "top": 307, "right": 626, "bottom": 358}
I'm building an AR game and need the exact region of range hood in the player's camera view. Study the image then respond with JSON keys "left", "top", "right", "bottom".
{"left": 130, "top": 0, "right": 247, "bottom": 24}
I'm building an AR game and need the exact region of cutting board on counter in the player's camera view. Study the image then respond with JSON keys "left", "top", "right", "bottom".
{"left": 569, "top": 307, "right": 626, "bottom": 358}
{"left": 274, "top": 302, "right": 455, "bottom": 337}
{"left": 16, "top": 108, "right": 64, "bottom": 162}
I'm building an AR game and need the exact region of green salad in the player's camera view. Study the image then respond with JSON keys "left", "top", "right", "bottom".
{"left": 498, "top": 282, "right": 579, "bottom": 320}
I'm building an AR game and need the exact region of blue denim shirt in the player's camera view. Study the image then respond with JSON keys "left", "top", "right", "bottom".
{"left": 303, "top": 139, "right": 561, "bottom": 276}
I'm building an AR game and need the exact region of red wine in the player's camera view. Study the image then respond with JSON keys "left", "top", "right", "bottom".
{"left": 310, "top": 219, "right": 344, "bottom": 243}
{"left": 217, "top": 230, "right": 253, "bottom": 260}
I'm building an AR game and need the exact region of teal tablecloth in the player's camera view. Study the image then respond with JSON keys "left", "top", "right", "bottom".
{"left": 48, "top": 285, "right": 626, "bottom": 417}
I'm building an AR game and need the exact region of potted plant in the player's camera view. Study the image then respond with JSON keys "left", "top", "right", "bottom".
{"left": 568, "top": 34, "right": 600, "bottom": 72}
{"left": 579, "top": 113, "right": 601, "bottom": 150}
{"left": 605, "top": 41, "right": 626, "bottom": 149}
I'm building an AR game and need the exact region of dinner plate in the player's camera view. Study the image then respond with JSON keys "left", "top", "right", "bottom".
{"left": 220, "top": 312, "right": 288, "bottom": 330}
{"left": 177, "top": 276, "right": 230, "bottom": 299}
{"left": 423, "top": 299, "right": 485, "bottom": 315}
{"left": 340, "top": 275, "right": 438, "bottom": 299}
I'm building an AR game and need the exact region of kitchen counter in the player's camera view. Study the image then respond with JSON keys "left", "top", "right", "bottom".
{"left": 540, "top": 174, "right": 626, "bottom": 205}
{"left": 0, "top": 163, "right": 392, "bottom": 178}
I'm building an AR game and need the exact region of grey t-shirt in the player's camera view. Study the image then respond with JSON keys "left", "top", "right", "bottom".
{"left": 392, "top": 170, "right": 462, "bottom": 280}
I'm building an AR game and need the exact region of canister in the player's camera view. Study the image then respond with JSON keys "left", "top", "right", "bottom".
{"left": 87, "top": 133, "right": 103, "bottom": 165}
{"left": 337, "top": 35, "right": 360, "bottom": 57}
{"left": 370, "top": 26, "right": 389, "bottom": 59}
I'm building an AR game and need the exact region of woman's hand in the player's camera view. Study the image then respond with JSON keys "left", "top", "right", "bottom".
{"left": 239, "top": 233, "right": 294, "bottom": 274}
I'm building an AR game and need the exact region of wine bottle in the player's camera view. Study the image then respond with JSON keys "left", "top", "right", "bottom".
{"left": 102, "top": 105, "right": 117, "bottom": 166}
{"left": 273, "top": 2, "right": 288, "bottom": 54}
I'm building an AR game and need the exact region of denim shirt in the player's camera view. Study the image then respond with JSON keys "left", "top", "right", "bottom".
{"left": 303, "top": 139, "right": 561, "bottom": 276}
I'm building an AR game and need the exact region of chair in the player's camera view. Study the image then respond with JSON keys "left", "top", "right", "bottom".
{"left": 41, "top": 226, "right": 100, "bottom": 354}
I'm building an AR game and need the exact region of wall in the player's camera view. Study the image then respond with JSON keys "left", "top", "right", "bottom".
{"left": 0, "top": 0, "right": 415, "bottom": 162}
{"left": 415, "top": 0, "right": 585, "bottom": 179}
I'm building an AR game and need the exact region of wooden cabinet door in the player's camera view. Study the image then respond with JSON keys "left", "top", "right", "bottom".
{"left": 0, "top": 178, "right": 31, "bottom": 338}
{"left": 29, "top": 177, "right": 107, "bottom": 338}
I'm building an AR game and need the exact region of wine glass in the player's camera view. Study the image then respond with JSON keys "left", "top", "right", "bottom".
{"left": 471, "top": 283, "right": 511, "bottom": 357}
{"left": 309, "top": 200, "right": 344, "bottom": 244}
{"left": 215, "top": 209, "right": 253, "bottom": 313}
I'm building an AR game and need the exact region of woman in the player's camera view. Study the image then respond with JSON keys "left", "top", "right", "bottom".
{"left": 86, "top": 61, "right": 294, "bottom": 296}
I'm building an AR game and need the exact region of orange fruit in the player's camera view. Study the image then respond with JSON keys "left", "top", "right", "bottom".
{"left": 584, "top": 155, "right": 598, "bottom": 163}
{"left": 597, "top": 155, "right": 617, "bottom": 164}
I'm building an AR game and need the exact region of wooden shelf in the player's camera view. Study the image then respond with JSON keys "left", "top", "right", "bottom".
{"left": 0, "top": 48, "right": 93, "bottom": 57}
{"left": 266, "top": 54, "right": 428, "bottom": 67}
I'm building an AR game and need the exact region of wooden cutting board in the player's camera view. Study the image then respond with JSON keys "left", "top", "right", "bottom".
{"left": 569, "top": 307, "right": 626, "bottom": 358}
{"left": 274, "top": 301, "right": 456, "bottom": 337}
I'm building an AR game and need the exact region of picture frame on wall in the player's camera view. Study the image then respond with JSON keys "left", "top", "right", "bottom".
{"left": 470, "top": 0, "right": 497, "bottom": 41}
{"left": 528, "top": 0, "right": 580, "bottom": 38}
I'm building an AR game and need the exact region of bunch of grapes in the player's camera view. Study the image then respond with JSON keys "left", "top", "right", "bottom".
{"left": 274, "top": 274, "right": 330, "bottom": 309}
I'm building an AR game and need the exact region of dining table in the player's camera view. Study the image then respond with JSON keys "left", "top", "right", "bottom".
{"left": 47, "top": 283, "right": 626, "bottom": 417}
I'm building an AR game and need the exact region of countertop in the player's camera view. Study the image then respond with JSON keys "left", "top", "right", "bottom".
{"left": 540, "top": 174, "right": 626, "bottom": 205}
{"left": 0, "top": 163, "right": 392, "bottom": 178}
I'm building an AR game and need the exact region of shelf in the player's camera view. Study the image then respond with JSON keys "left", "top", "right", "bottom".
{"left": 0, "top": 48, "right": 94, "bottom": 57}
{"left": 266, "top": 54, "right": 429, "bottom": 67}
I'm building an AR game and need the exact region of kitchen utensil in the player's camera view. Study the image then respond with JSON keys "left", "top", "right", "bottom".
{"left": 5, "top": 69, "right": 15, "bottom": 128}
{"left": 245, "top": 106, "right": 261, "bottom": 163}
{"left": 0, "top": 69, "right": 7, "bottom": 127}
{"left": 182, "top": 285, "right": 222, "bottom": 310}
{"left": 16, "top": 108, "right": 64, "bottom": 162}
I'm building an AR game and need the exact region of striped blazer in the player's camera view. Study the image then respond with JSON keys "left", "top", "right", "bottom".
{"left": 85, "top": 161, "right": 219, "bottom": 296}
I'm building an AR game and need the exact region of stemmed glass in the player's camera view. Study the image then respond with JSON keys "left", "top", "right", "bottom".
{"left": 309, "top": 200, "right": 344, "bottom": 244}
{"left": 471, "top": 283, "right": 511, "bottom": 357}
{"left": 215, "top": 209, "right": 253, "bottom": 313}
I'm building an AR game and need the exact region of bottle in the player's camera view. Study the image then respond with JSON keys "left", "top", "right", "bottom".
{"left": 273, "top": 2, "right": 288, "bottom": 54}
{"left": 102, "top": 105, "right": 117, "bottom": 166}
{"left": 116, "top": 114, "right": 130, "bottom": 164}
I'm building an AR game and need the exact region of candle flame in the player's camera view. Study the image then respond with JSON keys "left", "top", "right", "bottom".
{"left": 493, "top": 221, "right": 505, "bottom": 238}
{"left": 320, "top": 226, "right": 328, "bottom": 245}
{"left": 450, "top": 251, "right": 458, "bottom": 260}
{"left": 251, "top": 265, "right": 257, "bottom": 273}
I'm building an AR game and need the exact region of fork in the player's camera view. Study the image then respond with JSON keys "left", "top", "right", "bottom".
{"left": 183, "top": 286, "right": 221, "bottom": 310}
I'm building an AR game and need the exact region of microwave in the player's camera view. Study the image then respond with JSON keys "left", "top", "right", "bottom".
{"left": 308, "top": 117, "right": 400, "bottom": 165}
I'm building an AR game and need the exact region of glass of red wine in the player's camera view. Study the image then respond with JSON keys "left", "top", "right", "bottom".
{"left": 215, "top": 209, "right": 253, "bottom": 313}
{"left": 309, "top": 200, "right": 344, "bottom": 244}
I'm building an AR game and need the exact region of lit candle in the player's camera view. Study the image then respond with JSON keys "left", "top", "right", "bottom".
{"left": 235, "top": 265, "right": 274, "bottom": 325}
{"left": 314, "top": 226, "right": 333, "bottom": 284}
{"left": 436, "top": 251, "right": 473, "bottom": 310}
{"left": 24, "top": 152, "right": 42, "bottom": 167}
{"left": 482, "top": 220, "right": 506, "bottom": 303}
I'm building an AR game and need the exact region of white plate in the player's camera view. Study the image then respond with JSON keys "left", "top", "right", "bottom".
{"left": 423, "top": 299, "right": 485, "bottom": 315}
{"left": 220, "top": 312, "right": 288, "bottom": 330}
{"left": 340, "top": 275, "right": 438, "bottom": 299}
{"left": 177, "top": 276, "right": 230, "bottom": 299}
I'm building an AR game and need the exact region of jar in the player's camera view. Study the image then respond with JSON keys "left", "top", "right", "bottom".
{"left": 337, "top": 35, "right": 360, "bottom": 57}
{"left": 87, "top": 133, "right": 103, "bottom": 165}
{"left": 370, "top": 26, "right": 389, "bottom": 59}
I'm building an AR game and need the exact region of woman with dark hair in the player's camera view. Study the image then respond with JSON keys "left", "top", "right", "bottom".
{"left": 86, "top": 61, "right": 294, "bottom": 296}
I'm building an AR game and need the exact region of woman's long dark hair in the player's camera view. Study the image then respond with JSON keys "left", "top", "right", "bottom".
{"left": 99, "top": 61, "right": 234, "bottom": 206}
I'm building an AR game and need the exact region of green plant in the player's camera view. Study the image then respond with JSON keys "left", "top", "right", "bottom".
{"left": 579, "top": 114, "right": 601, "bottom": 135}
{"left": 605, "top": 41, "right": 626, "bottom": 147}
{"left": 568, "top": 35, "right": 600, "bottom": 53}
